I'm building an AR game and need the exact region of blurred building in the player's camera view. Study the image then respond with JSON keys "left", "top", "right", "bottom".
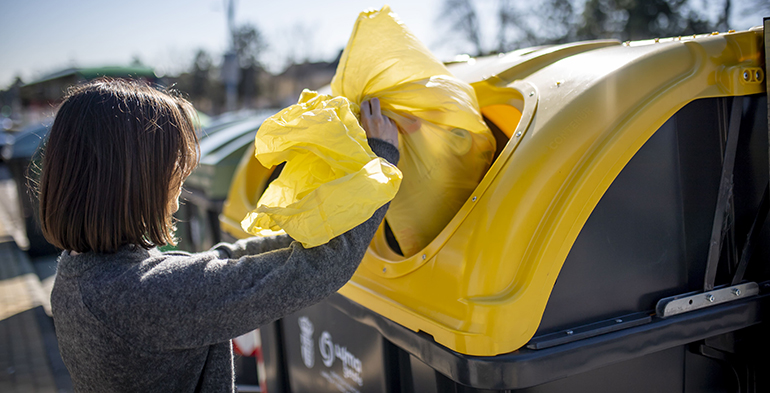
{"left": 269, "top": 56, "right": 339, "bottom": 108}
{"left": 17, "top": 66, "right": 157, "bottom": 128}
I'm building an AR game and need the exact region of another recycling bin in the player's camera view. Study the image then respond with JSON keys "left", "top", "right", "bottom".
{"left": 176, "top": 111, "right": 275, "bottom": 252}
{"left": 1, "top": 121, "right": 58, "bottom": 256}
{"left": 222, "top": 28, "right": 770, "bottom": 392}
{"left": 173, "top": 112, "right": 245, "bottom": 250}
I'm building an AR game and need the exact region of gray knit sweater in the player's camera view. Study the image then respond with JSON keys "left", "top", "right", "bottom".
{"left": 51, "top": 139, "right": 398, "bottom": 392}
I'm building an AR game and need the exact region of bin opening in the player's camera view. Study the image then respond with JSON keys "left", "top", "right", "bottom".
{"left": 219, "top": 143, "right": 285, "bottom": 240}
{"left": 381, "top": 106, "right": 517, "bottom": 257}
{"left": 481, "top": 104, "right": 522, "bottom": 139}
{"left": 384, "top": 220, "right": 403, "bottom": 256}
{"left": 222, "top": 98, "right": 522, "bottom": 256}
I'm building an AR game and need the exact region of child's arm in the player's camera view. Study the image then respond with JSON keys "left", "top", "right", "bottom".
{"left": 212, "top": 234, "right": 294, "bottom": 259}
{"left": 211, "top": 98, "right": 399, "bottom": 259}
{"left": 72, "top": 101, "right": 399, "bottom": 351}
{"left": 77, "top": 138, "right": 399, "bottom": 352}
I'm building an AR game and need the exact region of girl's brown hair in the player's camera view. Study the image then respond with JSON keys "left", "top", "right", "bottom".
{"left": 39, "top": 78, "right": 200, "bottom": 253}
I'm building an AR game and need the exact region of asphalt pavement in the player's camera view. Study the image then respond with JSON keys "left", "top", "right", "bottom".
{"left": 0, "top": 162, "right": 72, "bottom": 392}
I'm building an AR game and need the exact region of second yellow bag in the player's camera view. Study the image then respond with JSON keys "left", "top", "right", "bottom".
{"left": 331, "top": 6, "right": 496, "bottom": 256}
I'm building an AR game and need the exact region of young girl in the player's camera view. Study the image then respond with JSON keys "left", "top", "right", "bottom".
{"left": 40, "top": 78, "right": 399, "bottom": 392}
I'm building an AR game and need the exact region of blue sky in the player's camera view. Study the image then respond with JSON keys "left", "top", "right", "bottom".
{"left": 0, "top": 0, "right": 760, "bottom": 89}
{"left": 0, "top": 0, "right": 450, "bottom": 88}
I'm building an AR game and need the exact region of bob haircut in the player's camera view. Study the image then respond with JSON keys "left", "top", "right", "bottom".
{"left": 39, "top": 78, "right": 200, "bottom": 253}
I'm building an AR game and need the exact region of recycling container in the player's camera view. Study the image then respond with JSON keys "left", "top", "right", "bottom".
{"left": 176, "top": 111, "right": 275, "bottom": 252}
{"left": 173, "top": 111, "right": 248, "bottom": 250}
{"left": 1, "top": 122, "right": 58, "bottom": 256}
{"left": 223, "top": 27, "right": 770, "bottom": 392}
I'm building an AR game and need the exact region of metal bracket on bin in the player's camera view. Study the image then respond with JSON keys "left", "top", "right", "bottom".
{"left": 526, "top": 312, "right": 651, "bottom": 350}
{"left": 656, "top": 282, "right": 759, "bottom": 318}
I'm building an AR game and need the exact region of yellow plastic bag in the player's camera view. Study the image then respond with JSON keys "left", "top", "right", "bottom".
{"left": 243, "top": 6, "right": 494, "bottom": 254}
{"left": 241, "top": 90, "right": 402, "bottom": 248}
{"left": 331, "top": 6, "right": 496, "bottom": 256}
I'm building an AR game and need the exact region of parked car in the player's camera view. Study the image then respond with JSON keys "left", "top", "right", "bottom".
{"left": 2, "top": 121, "right": 57, "bottom": 256}
{"left": 0, "top": 129, "right": 9, "bottom": 161}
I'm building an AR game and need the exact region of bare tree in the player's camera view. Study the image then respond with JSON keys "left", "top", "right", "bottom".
{"left": 233, "top": 24, "right": 267, "bottom": 108}
{"left": 740, "top": 0, "right": 770, "bottom": 23}
{"left": 285, "top": 23, "right": 316, "bottom": 64}
{"left": 191, "top": 49, "right": 213, "bottom": 99}
{"left": 496, "top": 0, "right": 581, "bottom": 50}
{"left": 233, "top": 23, "right": 267, "bottom": 68}
{"left": 716, "top": 0, "right": 731, "bottom": 30}
{"left": 439, "top": 0, "right": 485, "bottom": 55}
{"left": 537, "top": 0, "right": 580, "bottom": 43}
{"left": 496, "top": 0, "right": 538, "bottom": 51}
{"left": 439, "top": 0, "right": 723, "bottom": 57}
{"left": 577, "top": 0, "right": 716, "bottom": 41}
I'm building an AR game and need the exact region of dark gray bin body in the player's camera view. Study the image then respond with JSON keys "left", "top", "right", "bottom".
{"left": 256, "top": 95, "right": 770, "bottom": 392}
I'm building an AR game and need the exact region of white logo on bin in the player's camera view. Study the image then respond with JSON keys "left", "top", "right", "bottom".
{"left": 318, "top": 331, "right": 363, "bottom": 386}
{"left": 319, "top": 331, "right": 334, "bottom": 367}
{"left": 298, "top": 317, "right": 314, "bottom": 368}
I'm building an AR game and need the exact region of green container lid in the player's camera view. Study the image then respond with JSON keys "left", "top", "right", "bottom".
{"left": 186, "top": 110, "right": 277, "bottom": 198}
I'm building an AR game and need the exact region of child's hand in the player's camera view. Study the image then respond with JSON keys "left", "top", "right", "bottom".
{"left": 360, "top": 98, "right": 399, "bottom": 148}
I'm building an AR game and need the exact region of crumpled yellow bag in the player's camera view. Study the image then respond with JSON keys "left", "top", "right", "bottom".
{"left": 240, "top": 90, "right": 403, "bottom": 248}
{"left": 330, "top": 5, "right": 496, "bottom": 256}
{"left": 243, "top": 5, "right": 494, "bottom": 255}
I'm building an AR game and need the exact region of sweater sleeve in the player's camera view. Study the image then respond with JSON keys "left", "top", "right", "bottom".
{"left": 82, "top": 138, "right": 399, "bottom": 352}
{"left": 212, "top": 234, "right": 293, "bottom": 259}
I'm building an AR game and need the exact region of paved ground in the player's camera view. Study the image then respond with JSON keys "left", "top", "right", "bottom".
{"left": 0, "top": 162, "right": 72, "bottom": 392}
{"left": 0, "top": 161, "right": 261, "bottom": 392}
